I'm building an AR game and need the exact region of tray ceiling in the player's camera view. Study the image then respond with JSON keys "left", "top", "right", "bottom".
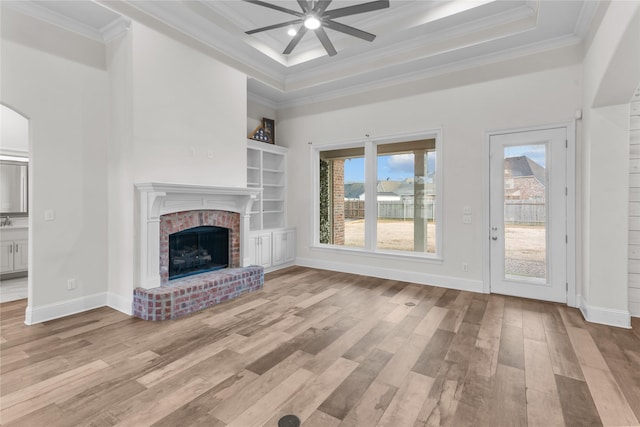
{"left": 3, "top": 0, "right": 598, "bottom": 107}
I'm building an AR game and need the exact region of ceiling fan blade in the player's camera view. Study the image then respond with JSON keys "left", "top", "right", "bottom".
{"left": 324, "top": 0, "right": 389, "bottom": 19}
{"left": 246, "top": 19, "right": 304, "bottom": 35}
{"left": 315, "top": 27, "right": 337, "bottom": 56}
{"left": 283, "top": 26, "right": 308, "bottom": 54}
{"left": 313, "top": 0, "right": 333, "bottom": 14}
{"left": 297, "top": 0, "right": 310, "bottom": 13}
{"left": 324, "top": 20, "right": 376, "bottom": 42}
{"left": 242, "top": 0, "right": 304, "bottom": 17}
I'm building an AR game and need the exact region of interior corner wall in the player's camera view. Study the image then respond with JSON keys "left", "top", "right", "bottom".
{"left": 247, "top": 98, "right": 277, "bottom": 139}
{"left": 278, "top": 47, "right": 582, "bottom": 293}
{"left": 580, "top": 1, "right": 640, "bottom": 327}
{"left": 106, "top": 21, "right": 249, "bottom": 310}
{"left": 1, "top": 8, "right": 109, "bottom": 321}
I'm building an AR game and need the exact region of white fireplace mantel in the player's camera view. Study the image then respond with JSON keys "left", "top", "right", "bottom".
{"left": 135, "top": 182, "right": 261, "bottom": 290}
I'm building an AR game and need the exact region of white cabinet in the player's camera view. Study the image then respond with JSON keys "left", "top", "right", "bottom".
{"left": 272, "top": 229, "right": 295, "bottom": 266}
{"left": 247, "top": 140, "right": 287, "bottom": 231}
{"left": 1, "top": 228, "right": 28, "bottom": 274}
{"left": 249, "top": 232, "right": 273, "bottom": 269}
{"left": 248, "top": 228, "right": 296, "bottom": 272}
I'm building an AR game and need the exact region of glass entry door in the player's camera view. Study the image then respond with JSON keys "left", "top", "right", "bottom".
{"left": 489, "top": 127, "right": 567, "bottom": 303}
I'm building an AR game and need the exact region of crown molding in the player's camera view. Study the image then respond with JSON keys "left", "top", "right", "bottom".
{"left": 101, "top": 17, "right": 131, "bottom": 43}
{"left": 247, "top": 90, "right": 280, "bottom": 110}
{"left": 574, "top": 0, "right": 599, "bottom": 38}
{"left": 4, "top": 0, "right": 105, "bottom": 42}
{"left": 265, "top": 34, "right": 582, "bottom": 110}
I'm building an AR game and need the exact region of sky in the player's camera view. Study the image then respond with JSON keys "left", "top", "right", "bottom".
{"left": 504, "top": 144, "right": 546, "bottom": 167}
{"left": 344, "top": 152, "right": 435, "bottom": 183}
{"left": 344, "top": 144, "right": 545, "bottom": 183}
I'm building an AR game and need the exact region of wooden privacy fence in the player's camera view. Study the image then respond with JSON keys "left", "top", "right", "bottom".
{"left": 345, "top": 199, "right": 545, "bottom": 224}
{"left": 344, "top": 200, "right": 435, "bottom": 221}
{"left": 504, "top": 201, "right": 545, "bottom": 225}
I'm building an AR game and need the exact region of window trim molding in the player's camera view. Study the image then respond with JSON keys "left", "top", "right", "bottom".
{"left": 311, "top": 129, "right": 443, "bottom": 259}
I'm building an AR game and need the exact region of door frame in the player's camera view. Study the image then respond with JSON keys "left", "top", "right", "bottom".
{"left": 483, "top": 121, "right": 576, "bottom": 307}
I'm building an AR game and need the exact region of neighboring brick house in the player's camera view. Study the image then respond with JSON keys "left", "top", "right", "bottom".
{"left": 504, "top": 156, "right": 545, "bottom": 201}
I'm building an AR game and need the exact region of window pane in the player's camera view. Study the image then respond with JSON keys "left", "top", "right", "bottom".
{"left": 503, "top": 144, "right": 547, "bottom": 280}
{"left": 319, "top": 147, "right": 364, "bottom": 247}
{"left": 376, "top": 140, "right": 436, "bottom": 253}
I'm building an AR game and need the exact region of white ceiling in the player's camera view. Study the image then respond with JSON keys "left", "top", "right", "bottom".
{"left": 4, "top": 0, "right": 599, "bottom": 108}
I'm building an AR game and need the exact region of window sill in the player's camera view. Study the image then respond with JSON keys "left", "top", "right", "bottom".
{"left": 310, "top": 244, "right": 444, "bottom": 264}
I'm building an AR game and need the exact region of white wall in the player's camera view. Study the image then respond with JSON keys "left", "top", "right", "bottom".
{"left": 247, "top": 98, "right": 277, "bottom": 141}
{"left": 107, "top": 22, "right": 248, "bottom": 311}
{"left": 279, "top": 46, "right": 582, "bottom": 292}
{"left": 581, "top": 1, "right": 640, "bottom": 326}
{"left": 1, "top": 7, "right": 109, "bottom": 321}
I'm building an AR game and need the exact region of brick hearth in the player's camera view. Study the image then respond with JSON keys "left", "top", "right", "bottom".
{"left": 133, "top": 266, "right": 264, "bottom": 321}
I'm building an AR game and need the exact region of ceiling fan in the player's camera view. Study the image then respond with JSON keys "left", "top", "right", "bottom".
{"left": 243, "top": 0, "right": 390, "bottom": 57}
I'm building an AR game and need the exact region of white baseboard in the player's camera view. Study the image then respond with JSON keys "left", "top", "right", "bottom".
{"left": 25, "top": 292, "right": 108, "bottom": 325}
{"left": 577, "top": 295, "right": 631, "bottom": 328}
{"left": 629, "top": 287, "right": 640, "bottom": 318}
{"left": 108, "top": 292, "right": 133, "bottom": 316}
{"left": 295, "top": 257, "right": 484, "bottom": 293}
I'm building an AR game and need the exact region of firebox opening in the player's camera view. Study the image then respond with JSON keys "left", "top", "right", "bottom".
{"left": 169, "top": 225, "right": 229, "bottom": 280}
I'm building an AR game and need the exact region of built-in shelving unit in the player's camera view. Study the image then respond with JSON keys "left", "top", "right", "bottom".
{"left": 247, "top": 139, "right": 288, "bottom": 231}
{"left": 246, "top": 139, "right": 295, "bottom": 272}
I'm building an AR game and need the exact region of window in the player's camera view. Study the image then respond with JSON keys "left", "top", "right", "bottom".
{"left": 315, "top": 132, "right": 441, "bottom": 258}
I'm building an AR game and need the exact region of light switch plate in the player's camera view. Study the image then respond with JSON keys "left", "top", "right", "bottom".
{"left": 45, "top": 209, "right": 55, "bottom": 221}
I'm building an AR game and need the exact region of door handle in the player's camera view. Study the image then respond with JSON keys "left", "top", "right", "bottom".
{"left": 492, "top": 236, "right": 498, "bottom": 241}
{"left": 491, "top": 226, "right": 498, "bottom": 241}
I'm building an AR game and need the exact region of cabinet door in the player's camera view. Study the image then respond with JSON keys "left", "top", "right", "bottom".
{"left": 13, "top": 239, "right": 28, "bottom": 271}
{"left": 272, "top": 230, "right": 295, "bottom": 266}
{"left": 248, "top": 233, "right": 272, "bottom": 268}
{"left": 0, "top": 241, "right": 14, "bottom": 273}
{"left": 258, "top": 233, "right": 272, "bottom": 268}
{"left": 283, "top": 230, "right": 296, "bottom": 263}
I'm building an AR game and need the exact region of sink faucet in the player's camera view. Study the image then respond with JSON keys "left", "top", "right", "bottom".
{"left": 1, "top": 216, "right": 11, "bottom": 226}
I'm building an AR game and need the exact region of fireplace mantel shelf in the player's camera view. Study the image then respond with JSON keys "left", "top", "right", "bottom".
{"left": 135, "top": 182, "right": 261, "bottom": 198}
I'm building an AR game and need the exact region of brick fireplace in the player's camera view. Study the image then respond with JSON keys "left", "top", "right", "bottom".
{"left": 133, "top": 183, "right": 263, "bottom": 320}
{"left": 160, "top": 210, "right": 240, "bottom": 284}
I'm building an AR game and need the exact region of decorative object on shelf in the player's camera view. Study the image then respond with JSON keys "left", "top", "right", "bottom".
{"left": 249, "top": 117, "right": 276, "bottom": 144}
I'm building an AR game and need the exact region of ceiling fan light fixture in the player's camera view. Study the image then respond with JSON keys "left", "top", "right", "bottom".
{"left": 304, "top": 15, "right": 321, "bottom": 30}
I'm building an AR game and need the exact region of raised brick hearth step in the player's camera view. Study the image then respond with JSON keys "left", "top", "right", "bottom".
{"left": 133, "top": 266, "right": 264, "bottom": 321}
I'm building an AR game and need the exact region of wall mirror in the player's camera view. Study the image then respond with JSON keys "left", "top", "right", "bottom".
{"left": 0, "top": 158, "right": 28, "bottom": 216}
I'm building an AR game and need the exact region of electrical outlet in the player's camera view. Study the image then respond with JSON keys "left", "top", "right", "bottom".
{"left": 67, "top": 278, "right": 76, "bottom": 290}
{"left": 463, "top": 214, "right": 472, "bottom": 224}
{"left": 45, "top": 209, "right": 55, "bottom": 221}
{"left": 462, "top": 263, "right": 469, "bottom": 272}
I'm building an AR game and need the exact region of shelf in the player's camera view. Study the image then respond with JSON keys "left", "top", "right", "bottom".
{"left": 247, "top": 140, "right": 287, "bottom": 232}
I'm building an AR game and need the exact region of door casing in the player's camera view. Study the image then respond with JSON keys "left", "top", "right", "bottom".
{"left": 483, "top": 122, "right": 576, "bottom": 307}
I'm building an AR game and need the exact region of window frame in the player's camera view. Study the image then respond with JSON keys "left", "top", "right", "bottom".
{"left": 311, "top": 129, "right": 443, "bottom": 260}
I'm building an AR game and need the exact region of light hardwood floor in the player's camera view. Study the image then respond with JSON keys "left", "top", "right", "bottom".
{"left": 1, "top": 267, "right": 639, "bottom": 426}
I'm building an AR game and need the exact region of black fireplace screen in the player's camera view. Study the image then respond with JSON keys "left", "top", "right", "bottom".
{"left": 169, "top": 226, "right": 229, "bottom": 280}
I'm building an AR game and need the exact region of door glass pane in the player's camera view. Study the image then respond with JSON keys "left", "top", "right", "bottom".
{"left": 376, "top": 140, "right": 436, "bottom": 253}
{"left": 319, "top": 147, "right": 365, "bottom": 247}
{"left": 503, "top": 144, "right": 547, "bottom": 280}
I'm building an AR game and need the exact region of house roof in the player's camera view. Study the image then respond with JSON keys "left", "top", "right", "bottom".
{"left": 504, "top": 156, "right": 546, "bottom": 185}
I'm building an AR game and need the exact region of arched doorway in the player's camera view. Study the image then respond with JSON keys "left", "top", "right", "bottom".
{"left": 0, "top": 104, "right": 30, "bottom": 306}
